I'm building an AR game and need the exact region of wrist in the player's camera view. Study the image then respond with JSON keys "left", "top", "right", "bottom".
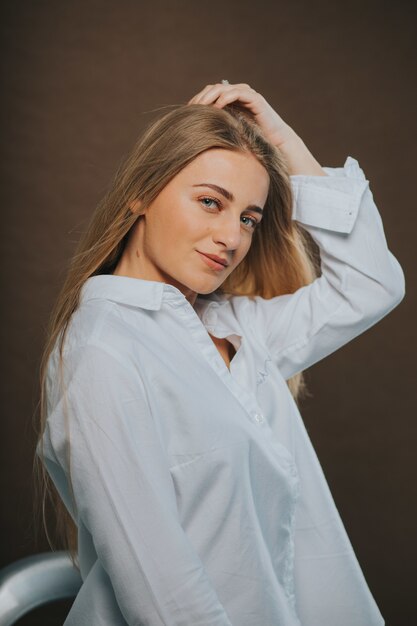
{"left": 276, "top": 133, "right": 328, "bottom": 177}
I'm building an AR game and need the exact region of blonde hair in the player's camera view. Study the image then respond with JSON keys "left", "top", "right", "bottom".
{"left": 33, "top": 102, "right": 319, "bottom": 570}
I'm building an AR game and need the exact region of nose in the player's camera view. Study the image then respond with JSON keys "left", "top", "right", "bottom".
{"left": 212, "top": 214, "right": 242, "bottom": 251}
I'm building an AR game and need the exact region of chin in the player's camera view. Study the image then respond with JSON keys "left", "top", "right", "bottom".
{"left": 197, "top": 285, "right": 221, "bottom": 295}
{"left": 184, "top": 273, "right": 223, "bottom": 295}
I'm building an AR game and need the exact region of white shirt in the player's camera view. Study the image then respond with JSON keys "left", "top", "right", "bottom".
{"left": 37, "top": 156, "right": 405, "bottom": 626}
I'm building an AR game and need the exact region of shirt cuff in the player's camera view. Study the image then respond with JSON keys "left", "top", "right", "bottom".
{"left": 290, "top": 156, "right": 370, "bottom": 234}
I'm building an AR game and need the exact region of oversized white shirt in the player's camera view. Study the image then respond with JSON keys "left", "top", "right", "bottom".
{"left": 37, "top": 156, "right": 405, "bottom": 625}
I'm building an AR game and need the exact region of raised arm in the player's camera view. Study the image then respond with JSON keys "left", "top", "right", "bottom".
{"left": 236, "top": 156, "right": 405, "bottom": 380}
{"left": 187, "top": 80, "right": 330, "bottom": 177}
{"left": 40, "top": 343, "right": 232, "bottom": 626}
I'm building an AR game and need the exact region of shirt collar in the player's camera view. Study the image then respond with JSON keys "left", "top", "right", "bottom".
{"left": 79, "top": 274, "right": 227, "bottom": 311}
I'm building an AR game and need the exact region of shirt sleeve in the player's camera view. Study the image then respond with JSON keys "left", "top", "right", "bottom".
{"left": 46, "top": 342, "right": 233, "bottom": 626}
{"left": 238, "top": 156, "right": 405, "bottom": 381}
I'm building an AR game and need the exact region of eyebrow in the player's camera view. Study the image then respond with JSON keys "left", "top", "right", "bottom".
{"left": 192, "top": 183, "right": 264, "bottom": 215}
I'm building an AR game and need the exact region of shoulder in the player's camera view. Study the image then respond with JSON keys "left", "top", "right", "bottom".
{"left": 63, "top": 298, "right": 124, "bottom": 351}
{"left": 55, "top": 298, "right": 144, "bottom": 378}
{"left": 47, "top": 308, "right": 144, "bottom": 409}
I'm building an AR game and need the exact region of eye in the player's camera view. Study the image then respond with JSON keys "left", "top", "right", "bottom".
{"left": 199, "top": 196, "right": 260, "bottom": 231}
{"left": 199, "top": 196, "right": 221, "bottom": 210}
{"left": 241, "top": 215, "right": 260, "bottom": 230}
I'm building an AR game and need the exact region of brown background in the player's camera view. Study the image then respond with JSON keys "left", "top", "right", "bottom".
{"left": 1, "top": 1, "right": 415, "bottom": 624}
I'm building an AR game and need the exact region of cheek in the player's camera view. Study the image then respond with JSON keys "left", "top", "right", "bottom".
{"left": 240, "top": 237, "right": 253, "bottom": 258}
{"left": 176, "top": 205, "right": 208, "bottom": 238}
{"left": 151, "top": 215, "right": 202, "bottom": 254}
{"left": 149, "top": 207, "right": 186, "bottom": 241}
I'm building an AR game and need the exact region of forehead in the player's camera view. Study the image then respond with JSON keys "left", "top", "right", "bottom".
{"left": 178, "top": 148, "right": 270, "bottom": 201}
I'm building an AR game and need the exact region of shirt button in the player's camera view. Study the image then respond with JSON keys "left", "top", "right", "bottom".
{"left": 254, "top": 413, "right": 265, "bottom": 424}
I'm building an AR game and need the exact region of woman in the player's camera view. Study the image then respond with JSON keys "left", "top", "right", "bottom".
{"left": 35, "top": 81, "right": 405, "bottom": 625}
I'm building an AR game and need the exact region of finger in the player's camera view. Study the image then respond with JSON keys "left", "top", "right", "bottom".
{"left": 211, "top": 88, "right": 259, "bottom": 110}
{"left": 187, "top": 83, "right": 217, "bottom": 105}
{"left": 192, "top": 83, "right": 242, "bottom": 106}
{"left": 188, "top": 82, "right": 255, "bottom": 105}
{"left": 192, "top": 84, "right": 226, "bottom": 105}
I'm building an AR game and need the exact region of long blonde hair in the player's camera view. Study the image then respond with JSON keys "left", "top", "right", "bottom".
{"left": 33, "top": 102, "right": 319, "bottom": 569}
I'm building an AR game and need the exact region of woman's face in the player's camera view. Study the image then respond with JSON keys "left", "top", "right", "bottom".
{"left": 114, "top": 148, "right": 270, "bottom": 306}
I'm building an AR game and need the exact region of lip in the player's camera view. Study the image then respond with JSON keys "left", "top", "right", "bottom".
{"left": 197, "top": 251, "right": 229, "bottom": 271}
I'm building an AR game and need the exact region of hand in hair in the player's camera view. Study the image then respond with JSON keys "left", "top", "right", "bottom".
{"left": 187, "top": 82, "right": 327, "bottom": 176}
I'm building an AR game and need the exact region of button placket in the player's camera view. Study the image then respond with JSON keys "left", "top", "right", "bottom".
{"left": 253, "top": 412, "right": 265, "bottom": 425}
{"left": 175, "top": 301, "right": 270, "bottom": 430}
